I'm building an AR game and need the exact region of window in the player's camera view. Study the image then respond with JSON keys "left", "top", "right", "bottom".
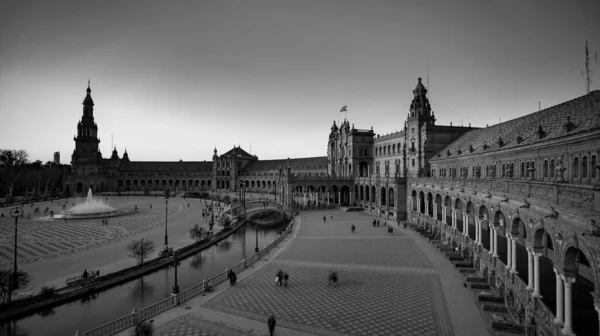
{"left": 543, "top": 160, "right": 549, "bottom": 178}
{"left": 520, "top": 162, "right": 525, "bottom": 178}
{"left": 582, "top": 156, "right": 588, "bottom": 178}
{"left": 392, "top": 144, "right": 396, "bottom": 153}
{"left": 550, "top": 159, "right": 555, "bottom": 177}
{"left": 573, "top": 157, "right": 579, "bottom": 178}
{"left": 412, "top": 159, "right": 415, "bottom": 167}
{"left": 388, "top": 145, "right": 391, "bottom": 154}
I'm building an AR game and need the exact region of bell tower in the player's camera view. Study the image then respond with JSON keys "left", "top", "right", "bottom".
{"left": 405, "top": 77, "right": 434, "bottom": 177}
{"left": 71, "top": 81, "right": 102, "bottom": 171}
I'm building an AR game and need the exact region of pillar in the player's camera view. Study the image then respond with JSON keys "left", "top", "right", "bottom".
{"left": 553, "top": 268, "right": 564, "bottom": 325}
{"left": 417, "top": 198, "right": 421, "bottom": 213}
{"left": 464, "top": 214, "right": 469, "bottom": 237}
{"left": 451, "top": 209, "right": 456, "bottom": 229}
{"left": 338, "top": 192, "right": 341, "bottom": 205}
{"left": 510, "top": 236, "right": 518, "bottom": 273}
{"left": 425, "top": 201, "right": 429, "bottom": 216}
{"left": 533, "top": 253, "right": 542, "bottom": 298}
{"left": 561, "top": 276, "right": 576, "bottom": 335}
{"left": 526, "top": 248, "right": 534, "bottom": 290}
{"left": 433, "top": 202, "right": 437, "bottom": 219}
{"left": 350, "top": 191, "right": 354, "bottom": 204}
{"left": 507, "top": 236, "right": 512, "bottom": 270}
{"left": 493, "top": 227, "right": 499, "bottom": 257}
{"left": 477, "top": 218, "right": 482, "bottom": 245}
{"left": 442, "top": 206, "right": 446, "bottom": 223}
{"left": 489, "top": 227, "right": 494, "bottom": 255}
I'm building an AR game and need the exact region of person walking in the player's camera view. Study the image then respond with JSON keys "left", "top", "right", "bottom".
{"left": 351, "top": 224, "right": 356, "bottom": 233}
{"left": 329, "top": 214, "right": 333, "bottom": 219}
{"left": 323, "top": 215, "right": 326, "bottom": 223}
{"left": 390, "top": 227, "right": 394, "bottom": 235}
{"left": 372, "top": 219, "right": 376, "bottom": 227}
{"left": 267, "top": 315, "right": 276, "bottom": 336}
{"left": 329, "top": 271, "right": 338, "bottom": 287}
{"left": 283, "top": 272, "right": 289, "bottom": 287}
{"left": 276, "top": 269, "right": 284, "bottom": 287}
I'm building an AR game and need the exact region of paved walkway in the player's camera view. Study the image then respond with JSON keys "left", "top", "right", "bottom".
{"left": 114, "top": 209, "right": 489, "bottom": 336}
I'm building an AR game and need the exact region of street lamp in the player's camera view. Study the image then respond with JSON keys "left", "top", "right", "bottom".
{"left": 164, "top": 197, "right": 169, "bottom": 246}
{"left": 8, "top": 207, "right": 23, "bottom": 303}
{"left": 172, "top": 252, "right": 179, "bottom": 294}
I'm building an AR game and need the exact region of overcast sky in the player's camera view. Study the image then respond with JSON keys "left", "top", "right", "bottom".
{"left": 1, "top": 0, "right": 599, "bottom": 163}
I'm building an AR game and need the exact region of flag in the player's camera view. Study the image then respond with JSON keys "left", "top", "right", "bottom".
{"left": 340, "top": 105, "right": 347, "bottom": 113}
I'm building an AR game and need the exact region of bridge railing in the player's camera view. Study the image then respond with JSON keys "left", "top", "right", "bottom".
{"left": 77, "top": 219, "right": 295, "bottom": 336}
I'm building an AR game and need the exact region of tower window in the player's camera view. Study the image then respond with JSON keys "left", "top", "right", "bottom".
{"left": 412, "top": 159, "right": 415, "bottom": 167}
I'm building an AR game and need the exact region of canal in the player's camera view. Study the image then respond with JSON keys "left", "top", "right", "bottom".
{"left": 1, "top": 221, "right": 286, "bottom": 336}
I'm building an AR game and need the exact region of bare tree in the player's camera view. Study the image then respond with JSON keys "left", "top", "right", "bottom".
{"left": 0, "top": 149, "right": 29, "bottom": 199}
{"left": 189, "top": 224, "right": 207, "bottom": 242}
{"left": 126, "top": 238, "right": 156, "bottom": 266}
{"left": 0, "top": 269, "right": 30, "bottom": 304}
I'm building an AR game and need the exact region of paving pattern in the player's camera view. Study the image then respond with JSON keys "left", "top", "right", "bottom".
{"left": 203, "top": 263, "right": 452, "bottom": 336}
{"left": 276, "top": 237, "right": 433, "bottom": 269}
{"left": 154, "top": 315, "right": 260, "bottom": 336}
{"left": 0, "top": 197, "right": 198, "bottom": 264}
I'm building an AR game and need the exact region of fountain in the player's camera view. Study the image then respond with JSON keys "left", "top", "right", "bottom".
{"left": 51, "top": 188, "right": 128, "bottom": 219}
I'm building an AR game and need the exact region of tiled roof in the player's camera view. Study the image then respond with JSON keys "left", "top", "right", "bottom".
{"left": 431, "top": 90, "right": 600, "bottom": 161}
{"left": 244, "top": 156, "right": 327, "bottom": 171}
{"left": 118, "top": 161, "right": 213, "bottom": 172}
{"left": 221, "top": 147, "right": 252, "bottom": 157}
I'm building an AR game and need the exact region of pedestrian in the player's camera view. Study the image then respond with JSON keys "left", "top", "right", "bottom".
{"left": 276, "top": 269, "right": 284, "bottom": 287}
{"left": 390, "top": 227, "right": 394, "bottom": 235}
{"left": 377, "top": 219, "right": 380, "bottom": 227}
{"left": 82, "top": 269, "right": 89, "bottom": 280}
{"left": 267, "top": 315, "right": 276, "bottom": 336}
{"left": 329, "top": 271, "right": 338, "bottom": 287}
{"left": 329, "top": 214, "right": 333, "bottom": 219}
{"left": 228, "top": 269, "right": 236, "bottom": 286}
{"left": 384, "top": 220, "right": 387, "bottom": 226}
{"left": 323, "top": 215, "right": 326, "bottom": 223}
{"left": 283, "top": 272, "right": 289, "bottom": 287}
{"left": 372, "top": 219, "right": 376, "bottom": 227}
{"left": 150, "top": 204, "right": 152, "bottom": 209}
{"left": 351, "top": 224, "right": 355, "bottom": 233}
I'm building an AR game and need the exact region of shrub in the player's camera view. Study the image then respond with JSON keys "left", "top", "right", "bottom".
{"left": 39, "top": 286, "right": 56, "bottom": 297}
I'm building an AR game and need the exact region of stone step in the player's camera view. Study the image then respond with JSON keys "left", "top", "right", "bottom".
{"left": 448, "top": 256, "right": 464, "bottom": 261}
{"left": 482, "top": 303, "right": 508, "bottom": 313}
{"left": 491, "top": 321, "right": 525, "bottom": 334}
{"left": 478, "top": 294, "right": 504, "bottom": 304}
{"left": 431, "top": 240, "right": 443, "bottom": 245}
{"left": 453, "top": 262, "right": 473, "bottom": 268}
{"left": 470, "top": 283, "right": 491, "bottom": 290}
{"left": 459, "top": 268, "right": 476, "bottom": 274}
{"left": 466, "top": 277, "right": 487, "bottom": 283}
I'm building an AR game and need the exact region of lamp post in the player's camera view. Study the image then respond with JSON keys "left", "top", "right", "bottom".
{"left": 210, "top": 189, "right": 214, "bottom": 231}
{"left": 164, "top": 198, "right": 169, "bottom": 246}
{"left": 172, "top": 252, "right": 179, "bottom": 294}
{"left": 8, "top": 207, "right": 23, "bottom": 303}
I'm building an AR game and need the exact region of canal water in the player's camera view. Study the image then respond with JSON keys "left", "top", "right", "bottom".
{"left": 1, "top": 221, "right": 286, "bottom": 336}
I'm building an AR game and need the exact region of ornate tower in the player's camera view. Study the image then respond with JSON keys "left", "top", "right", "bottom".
{"left": 405, "top": 77, "right": 434, "bottom": 177}
{"left": 70, "top": 81, "right": 104, "bottom": 192}
{"left": 212, "top": 147, "right": 218, "bottom": 191}
{"left": 327, "top": 121, "right": 338, "bottom": 176}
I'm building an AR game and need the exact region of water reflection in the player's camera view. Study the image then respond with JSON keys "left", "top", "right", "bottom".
{"left": 1, "top": 221, "right": 287, "bottom": 336}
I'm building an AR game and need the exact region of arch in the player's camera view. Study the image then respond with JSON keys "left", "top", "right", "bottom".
{"left": 582, "top": 156, "right": 588, "bottom": 178}
{"left": 418, "top": 191, "right": 425, "bottom": 214}
{"left": 359, "top": 161, "right": 369, "bottom": 177}
{"left": 331, "top": 185, "right": 340, "bottom": 204}
{"left": 359, "top": 185, "right": 364, "bottom": 201}
{"left": 76, "top": 182, "right": 83, "bottom": 193}
{"left": 381, "top": 187, "right": 387, "bottom": 206}
{"left": 340, "top": 185, "right": 350, "bottom": 205}
{"left": 427, "top": 192, "right": 433, "bottom": 216}
{"left": 533, "top": 227, "right": 554, "bottom": 251}
{"left": 563, "top": 246, "right": 598, "bottom": 335}
{"left": 573, "top": 157, "right": 580, "bottom": 178}
{"left": 388, "top": 187, "right": 394, "bottom": 207}
{"left": 411, "top": 190, "right": 418, "bottom": 211}
{"left": 435, "top": 194, "right": 442, "bottom": 221}
{"left": 365, "top": 186, "right": 370, "bottom": 202}
{"left": 479, "top": 205, "right": 491, "bottom": 250}
{"left": 371, "top": 186, "right": 376, "bottom": 205}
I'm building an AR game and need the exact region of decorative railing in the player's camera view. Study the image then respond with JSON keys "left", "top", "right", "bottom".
{"left": 78, "top": 220, "right": 294, "bottom": 336}
{"left": 291, "top": 175, "right": 354, "bottom": 182}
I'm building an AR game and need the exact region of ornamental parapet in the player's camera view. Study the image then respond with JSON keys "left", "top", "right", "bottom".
{"left": 410, "top": 177, "right": 599, "bottom": 216}
{"left": 290, "top": 175, "right": 354, "bottom": 182}
{"left": 355, "top": 176, "right": 406, "bottom": 185}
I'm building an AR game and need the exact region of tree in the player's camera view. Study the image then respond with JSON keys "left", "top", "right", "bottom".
{"left": 0, "top": 149, "right": 29, "bottom": 199}
{"left": 126, "top": 238, "right": 156, "bottom": 266}
{"left": 219, "top": 214, "right": 232, "bottom": 228}
{"left": 189, "top": 224, "right": 207, "bottom": 242}
{"left": 0, "top": 269, "right": 30, "bottom": 304}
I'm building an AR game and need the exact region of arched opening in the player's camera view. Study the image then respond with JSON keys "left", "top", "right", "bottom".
{"left": 340, "top": 185, "right": 350, "bottom": 205}
{"left": 511, "top": 217, "right": 528, "bottom": 284}
{"left": 454, "top": 198, "right": 463, "bottom": 231}
{"left": 494, "top": 210, "right": 507, "bottom": 264}
{"left": 564, "top": 247, "right": 598, "bottom": 336}
{"left": 573, "top": 157, "right": 580, "bottom": 178}
{"left": 411, "top": 190, "right": 417, "bottom": 211}
{"left": 419, "top": 191, "right": 425, "bottom": 214}
{"left": 380, "top": 187, "right": 387, "bottom": 207}
{"left": 427, "top": 192, "right": 433, "bottom": 217}
{"left": 359, "top": 161, "right": 369, "bottom": 177}
{"left": 388, "top": 188, "right": 394, "bottom": 207}
{"left": 359, "top": 185, "right": 364, "bottom": 201}
{"left": 444, "top": 196, "right": 452, "bottom": 224}
{"left": 533, "top": 228, "right": 556, "bottom": 312}
{"left": 435, "top": 194, "right": 442, "bottom": 221}
{"left": 582, "top": 156, "right": 588, "bottom": 178}
{"left": 365, "top": 186, "right": 370, "bottom": 202}
{"left": 465, "top": 202, "right": 476, "bottom": 239}
{"left": 479, "top": 205, "right": 490, "bottom": 250}
{"left": 226, "top": 180, "right": 230, "bottom": 190}
{"left": 331, "top": 185, "right": 340, "bottom": 204}
{"left": 76, "top": 182, "right": 83, "bottom": 194}
{"left": 371, "top": 186, "right": 376, "bottom": 206}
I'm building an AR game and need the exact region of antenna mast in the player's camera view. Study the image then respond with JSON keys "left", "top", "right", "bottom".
{"left": 583, "top": 40, "right": 598, "bottom": 94}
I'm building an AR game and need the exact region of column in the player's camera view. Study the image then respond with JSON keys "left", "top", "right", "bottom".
{"left": 442, "top": 206, "right": 446, "bottom": 223}
{"left": 561, "top": 276, "right": 576, "bottom": 335}
{"left": 417, "top": 198, "right": 421, "bottom": 213}
{"left": 489, "top": 227, "right": 494, "bottom": 254}
{"left": 553, "top": 269, "right": 564, "bottom": 325}
{"left": 338, "top": 192, "right": 341, "bottom": 205}
{"left": 425, "top": 201, "right": 429, "bottom": 216}
{"left": 493, "top": 228, "right": 499, "bottom": 257}
{"left": 527, "top": 248, "right": 534, "bottom": 290}
{"left": 507, "top": 236, "right": 512, "bottom": 270}
{"left": 433, "top": 203, "right": 437, "bottom": 219}
{"left": 464, "top": 214, "right": 469, "bottom": 237}
{"left": 533, "top": 253, "right": 542, "bottom": 298}
{"left": 349, "top": 191, "right": 354, "bottom": 205}
{"left": 477, "top": 219, "right": 482, "bottom": 245}
{"left": 511, "top": 236, "right": 518, "bottom": 273}
{"left": 452, "top": 209, "right": 456, "bottom": 229}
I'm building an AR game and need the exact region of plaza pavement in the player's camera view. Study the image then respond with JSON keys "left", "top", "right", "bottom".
{"left": 0, "top": 196, "right": 231, "bottom": 297}
{"left": 113, "top": 208, "right": 490, "bottom": 336}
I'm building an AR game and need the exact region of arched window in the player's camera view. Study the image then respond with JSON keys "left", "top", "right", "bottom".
{"left": 592, "top": 155, "right": 598, "bottom": 178}
{"left": 383, "top": 147, "right": 386, "bottom": 155}
{"left": 543, "top": 160, "right": 549, "bottom": 178}
{"left": 582, "top": 156, "right": 588, "bottom": 178}
{"left": 550, "top": 159, "right": 555, "bottom": 177}
{"left": 573, "top": 157, "right": 579, "bottom": 178}
{"left": 388, "top": 145, "right": 391, "bottom": 154}
{"left": 392, "top": 144, "right": 396, "bottom": 153}
{"left": 486, "top": 165, "right": 489, "bottom": 177}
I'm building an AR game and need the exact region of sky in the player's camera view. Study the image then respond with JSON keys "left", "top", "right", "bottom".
{"left": 1, "top": 0, "right": 599, "bottom": 163}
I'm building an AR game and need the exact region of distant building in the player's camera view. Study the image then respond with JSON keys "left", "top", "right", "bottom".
{"left": 53, "top": 151, "right": 60, "bottom": 165}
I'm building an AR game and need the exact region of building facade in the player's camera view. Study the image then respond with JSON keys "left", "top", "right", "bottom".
{"left": 409, "top": 90, "right": 600, "bottom": 336}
